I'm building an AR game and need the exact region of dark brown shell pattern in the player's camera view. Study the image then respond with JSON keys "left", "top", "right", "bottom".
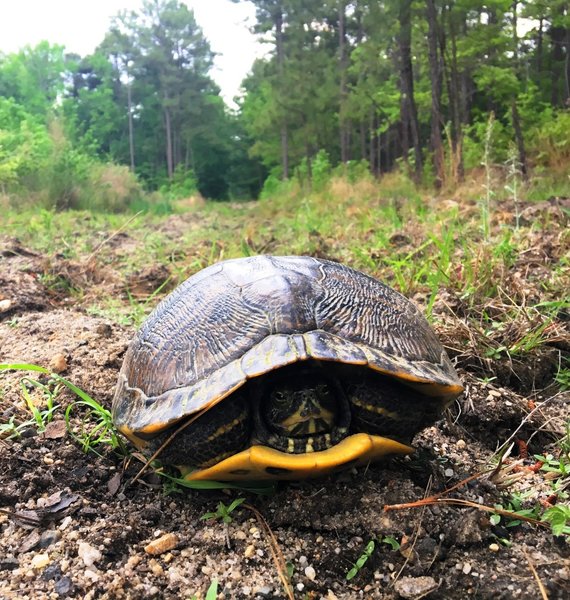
{"left": 112, "top": 256, "right": 463, "bottom": 438}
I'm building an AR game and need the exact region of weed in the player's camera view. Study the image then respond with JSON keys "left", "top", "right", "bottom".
{"left": 346, "top": 537, "right": 400, "bottom": 581}
{"left": 0, "top": 363, "right": 125, "bottom": 455}
{"left": 19, "top": 376, "right": 60, "bottom": 432}
{"left": 205, "top": 579, "right": 218, "bottom": 600}
{"left": 201, "top": 498, "right": 246, "bottom": 524}
{"left": 541, "top": 505, "right": 570, "bottom": 536}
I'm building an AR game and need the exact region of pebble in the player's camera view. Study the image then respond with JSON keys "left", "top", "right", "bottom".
{"left": 296, "top": 583, "right": 304, "bottom": 592}
{"left": 78, "top": 542, "right": 102, "bottom": 568}
{"left": 54, "top": 576, "right": 73, "bottom": 596}
{"left": 444, "top": 468, "right": 455, "bottom": 477}
{"left": 49, "top": 353, "right": 68, "bottom": 373}
{"left": 126, "top": 555, "right": 143, "bottom": 570}
{"left": 149, "top": 559, "right": 163, "bottom": 576}
{"left": 257, "top": 585, "right": 272, "bottom": 596}
{"left": 489, "top": 543, "right": 500, "bottom": 552}
{"left": 304, "top": 565, "right": 316, "bottom": 581}
{"left": 299, "top": 555, "right": 308, "bottom": 567}
{"left": 39, "top": 530, "right": 61, "bottom": 548}
{"left": 144, "top": 532, "right": 178, "bottom": 556}
{"left": 31, "top": 554, "right": 50, "bottom": 569}
{"left": 462, "top": 563, "right": 472, "bottom": 575}
{"left": 244, "top": 544, "right": 255, "bottom": 558}
{"left": 0, "top": 557, "right": 19, "bottom": 571}
{"left": 456, "top": 439, "right": 466, "bottom": 449}
{"left": 234, "top": 530, "right": 247, "bottom": 540}
{"left": 394, "top": 576, "right": 439, "bottom": 599}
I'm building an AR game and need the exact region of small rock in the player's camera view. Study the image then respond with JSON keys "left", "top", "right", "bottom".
{"left": 234, "top": 530, "right": 247, "bottom": 541}
{"left": 55, "top": 576, "right": 73, "bottom": 597}
{"left": 449, "top": 510, "right": 487, "bottom": 544}
{"left": 40, "top": 530, "right": 61, "bottom": 548}
{"left": 19, "top": 531, "right": 41, "bottom": 554}
{"left": 299, "top": 555, "right": 308, "bottom": 567}
{"left": 31, "top": 553, "right": 50, "bottom": 569}
{"left": 144, "top": 532, "right": 178, "bottom": 556}
{"left": 49, "top": 353, "right": 68, "bottom": 374}
{"left": 462, "top": 563, "right": 472, "bottom": 575}
{"left": 41, "top": 563, "right": 62, "bottom": 581}
{"left": 456, "top": 439, "right": 466, "bottom": 449}
{"left": 126, "top": 555, "right": 143, "bottom": 570}
{"left": 304, "top": 565, "right": 316, "bottom": 581}
{"left": 149, "top": 559, "right": 164, "bottom": 576}
{"left": 0, "top": 299, "right": 13, "bottom": 313}
{"left": 394, "top": 575, "right": 439, "bottom": 599}
{"left": 489, "top": 543, "right": 500, "bottom": 552}
{"left": 244, "top": 544, "right": 255, "bottom": 558}
{"left": 77, "top": 542, "right": 102, "bottom": 567}
{"left": 444, "top": 468, "right": 454, "bottom": 478}
{"left": 43, "top": 419, "right": 67, "bottom": 440}
{"left": 0, "top": 557, "right": 19, "bottom": 571}
{"left": 256, "top": 585, "right": 272, "bottom": 597}
{"left": 107, "top": 472, "right": 122, "bottom": 496}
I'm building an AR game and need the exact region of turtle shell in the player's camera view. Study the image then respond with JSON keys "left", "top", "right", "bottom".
{"left": 112, "top": 255, "right": 463, "bottom": 479}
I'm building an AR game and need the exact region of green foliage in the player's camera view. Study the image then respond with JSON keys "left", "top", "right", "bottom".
{"left": 201, "top": 498, "right": 246, "bottom": 524}
{"left": 346, "top": 537, "right": 400, "bottom": 581}
{"left": 2, "top": 0, "right": 570, "bottom": 202}
{"left": 542, "top": 506, "right": 570, "bottom": 537}
{"left": 529, "top": 110, "right": 570, "bottom": 168}
{"left": 160, "top": 164, "right": 198, "bottom": 200}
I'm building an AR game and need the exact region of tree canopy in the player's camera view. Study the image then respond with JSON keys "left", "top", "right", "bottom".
{"left": 0, "top": 0, "right": 568, "bottom": 205}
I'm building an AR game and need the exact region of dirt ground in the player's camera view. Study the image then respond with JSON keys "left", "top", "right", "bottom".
{"left": 0, "top": 204, "right": 569, "bottom": 600}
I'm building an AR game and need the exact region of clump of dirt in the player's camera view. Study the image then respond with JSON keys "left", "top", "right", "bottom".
{"left": 1, "top": 211, "right": 569, "bottom": 599}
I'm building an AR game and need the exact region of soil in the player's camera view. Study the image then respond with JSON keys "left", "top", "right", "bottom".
{"left": 0, "top": 203, "right": 569, "bottom": 600}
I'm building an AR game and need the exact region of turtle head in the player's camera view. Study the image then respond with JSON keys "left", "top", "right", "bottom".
{"left": 264, "top": 380, "right": 338, "bottom": 436}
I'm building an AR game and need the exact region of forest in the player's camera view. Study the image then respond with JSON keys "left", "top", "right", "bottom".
{"left": 1, "top": 0, "right": 569, "bottom": 208}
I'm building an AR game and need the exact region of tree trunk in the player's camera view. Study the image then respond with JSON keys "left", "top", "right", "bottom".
{"left": 511, "top": 100, "right": 528, "bottom": 181}
{"left": 398, "top": 0, "right": 423, "bottom": 182}
{"left": 275, "top": 8, "right": 289, "bottom": 179}
{"left": 127, "top": 79, "right": 135, "bottom": 172}
{"left": 369, "top": 110, "right": 376, "bottom": 177}
{"left": 444, "top": 4, "right": 464, "bottom": 183}
{"left": 426, "top": 0, "right": 445, "bottom": 188}
{"left": 164, "top": 102, "right": 173, "bottom": 180}
{"left": 537, "top": 17, "right": 543, "bottom": 75}
{"left": 339, "top": 0, "right": 349, "bottom": 164}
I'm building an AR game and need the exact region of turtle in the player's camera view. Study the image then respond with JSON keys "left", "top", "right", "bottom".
{"left": 112, "top": 255, "right": 463, "bottom": 481}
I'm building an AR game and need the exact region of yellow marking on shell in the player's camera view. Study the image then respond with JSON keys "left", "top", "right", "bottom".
{"left": 287, "top": 438, "right": 295, "bottom": 453}
{"left": 350, "top": 397, "right": 399, "bottom": 419}
{"left": 183, "top": 433, "right": 413, "bottom": 481}
{"left": 207, "top": 411, "right": 248, "bottom": 443}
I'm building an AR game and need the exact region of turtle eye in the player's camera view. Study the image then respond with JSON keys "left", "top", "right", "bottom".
{"left": 272, "top": 390, "right": 289, "bottom": 405}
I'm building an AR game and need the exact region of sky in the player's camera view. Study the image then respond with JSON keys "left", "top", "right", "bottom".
{"left": 0, "top": 0, "right": 264, "bottom": 105}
